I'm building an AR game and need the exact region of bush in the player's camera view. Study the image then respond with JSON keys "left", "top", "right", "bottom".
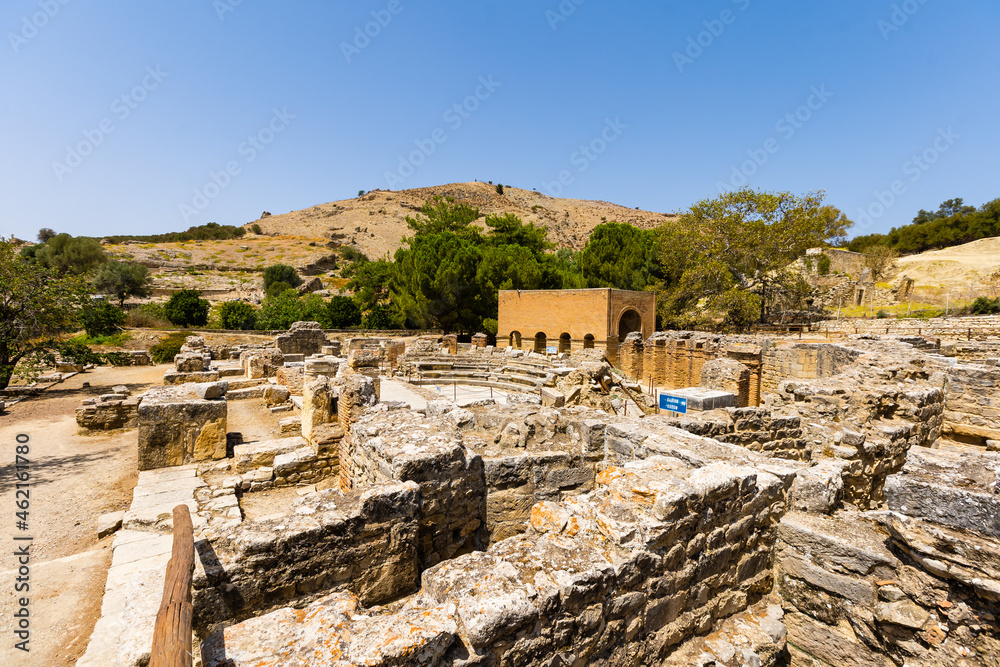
{"left": 149, "top": 333, "right": 187, "bottom": 364}
{"left": 495, "top": 184, "right": 504, "bottom": 195}
{"left": 266, "top": 281, "right": 294, "bottom": 298}
{"left": 875, "top": 310, "right": 889, "bottom": 319}
{"left": 163, "top": 290, "right": 209, "bottom": 327}
{"left": 250, "top": 223, "right": 262, "bottom": 234}
{"left": 56, "top": 341, "right": 103, "bottom": 366}
{"left": 817, "top": 254, "right": 831, "bottom": 276}
{"left": 262, "top": 264, "right": 302, "bottom": 291}
{"left": 80, "top": 300, "right": 125, "bottom": 337}
{"left": 970, "top": 296, "right": 1000, "bottom": 315}
{"left": 327, "top": 296, "right": 362, "bottom": 328}
{"left": 255, "top": 291, "right": 305, "bottom": 330}
{"left": 127, "top": 302, "right": 171, "bottom": 328}
{"left": 218, "top": 300, "right": 257, "bottom": 330}
{"left": 362, "top": 304, "right": 394, "bottom": 330}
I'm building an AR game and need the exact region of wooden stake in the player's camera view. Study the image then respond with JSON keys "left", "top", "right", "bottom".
{"left": 150, "top": 505, "right": 195, "bottom": 667}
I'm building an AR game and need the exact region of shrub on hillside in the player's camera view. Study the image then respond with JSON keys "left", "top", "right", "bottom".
{"left": 327, "top": 296, "right": 362, "bottom": 328}
{"left": 218, "top": 300, "right": 257, "bottom": 330}
{"left": 149, "top": 333, "right": 188, "bottom": 364}
{"left": 164, "top": 290, "right": 209, "bottom": 327}
{"left": 970, "top": 296, "right": 1000, "bottom": 315}
{"left": 127, "top": 302, "right": 171, "bottom": 328}
{"left": 262, "top": 264, "right": 302, "bottom": 291}
{"left": 80, "top": 300, "right": 126, "bottom": 337}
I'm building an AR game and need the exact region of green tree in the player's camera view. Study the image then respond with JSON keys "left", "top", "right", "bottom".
{"left": 362, "top": 303, "right": 395, "bottom": 330}
{"left": 266, "top": 281, "right": 294, "bottom": 298}
{"left": 404, "top": 196, "right": 482, "bottom": 236}
{"left": 346, "top": 259, "right": 393, "bottom": 311}
{"left": 34, "top": 233, "right": 107, "bottom": 275}
{"left": 218, "top": 300, "right": 257, "bottom": 330}
{"left": 662, "top": 188, "right": 852, "bottom": 326}
{"left": 80, "top": 300, "right": 126, "bottom": 337}
{"left": 250, "top": 223, "right": 262, "bottom": 235}
{"left": 393, "top": 232, "right": 484, "bottom": 332}
{"left": 94, "top": 260, "right": 153, "bottom": 307}
{"left": 328, "top": 295, "right": 362, "bottom": 328}
{"left": 37, "top": 228, "right": 56, "bottom": 242}
{"left": 577, "top": 222, "right": 665, "bottom": 291}
{"left": 256, "top": 290, "right": 314, "bottom": 330}
{"left": 262, "top": 264, "right": 302, "bottom": 291}
{"left": 0, "top": 238, "right": 88, "bottom": 389}
{"left": 163, "top": 290, "right": 209, "bottom": 327}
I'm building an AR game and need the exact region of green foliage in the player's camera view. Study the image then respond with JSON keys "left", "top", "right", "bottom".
{"left": 495, "top": 183, "right": 504, "bottom": 195}
{"left": 98, "top": 222, "right": 246, "bottom": 245}
{"left": 68, "top": 331, "right": 132, "bottom": 347}
{"left": 346, "top": 259, "right": 392, "bottom": 310}
{"left": 55, "top": 341, "right": 104, "bottom": 366}
{"left": 250, "top": 223, "right": 262, "bottom": 235}
{"left": 405, "top": 196, "right": 482, "bottom": 236}
{"left": 721, "top": 290, "right": 762, "bottom": 330}
{"left": 661, "top": 188, "right": 852, "bottom": 327}
{"left": 970, "top": 297, "right": 1000, "bottom": 315}
{"left": 218, "top": 300, "right": 257, "bottom": 330}
{"left": 846, "top": 198, "right": 1000, "bottom": 255}
{"left": 80, "top": 300, "right": 126, "bottom": 337}
{"left": 875, "top": 310, "right": 889, "bottom": 319}
{"left": 150, "top": 333, "right": 187, "bottom": 364}
{"left": 37, "top": 228, "right": 56, "bottom": 242}
{"left": 126, "top": 302, "right": 171, "bottom": 328}
{"left": 816, "top": 254, "right": 831, "bottom": 276}
{"left": 262, "top": 264, "right": 302, "bottom": 290}
{"left": 94, "top": 260, "right": 153, "bottom": 306}
{"left": 362, "top": 304, "right": 396, "bottom": 330}
{"left": 163, "top": 290, "right": 209, "bottom": 327}
{"left": 862, "top": 244, "right": 898, "bottom": 281}
{"left": 257, "top": 290, "right": 310, "bottom": 331}
{"left": 339, "top": 246, "right": 369, "bottom": 264}
{"left": 0, "top": 238, "right": 89, "bottom": 389}
{"left": 266, "top": 281, "right": 294, "bottom": 298}
{"left": 34, "top": 233, "right": 108, "bottom": 275}
{"left": 482, "top": 318, "right": 498, "bottom": 335}
{"left": 577, "top": 222, "right": 665, "bottom": 292}
{"left": 327, "top": 296, "right": 362, "bottom": 328}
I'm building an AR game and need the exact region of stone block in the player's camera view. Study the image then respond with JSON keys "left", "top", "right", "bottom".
{"left": 275, "top": 321, "right": 328, "bottom": 356}
{"left": 193, "top": 381, "right": 228, "bottom": 400}
{"left": 97, "top": 511, "right": 124, "bottom": 538}
{"left": 789, "top": 461, "right": 845, "bottom": 514}
{"left": 137, "top": 387, "right": 227, "bottom": 470}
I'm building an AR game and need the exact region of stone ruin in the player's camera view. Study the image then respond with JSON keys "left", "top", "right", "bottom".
{"left": 77, "top": 327, "right": 1000, "bottom": 666}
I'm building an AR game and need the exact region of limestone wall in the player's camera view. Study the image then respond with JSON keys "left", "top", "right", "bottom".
{"left": 192, "top": 482, "right": 421, "bottom": 637}
{"left": 345, "top": 411, "right": 487, "bottom": 568}
{"left": 137, "top": 387, "right": 227, "bottom": 470}
{"left": 941, "top": 362, "right": 1000, "bottom": 446}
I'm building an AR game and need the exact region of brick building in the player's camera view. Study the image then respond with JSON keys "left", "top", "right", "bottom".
{"left": 497, "top": 288, "right": 655, "bottom": 363}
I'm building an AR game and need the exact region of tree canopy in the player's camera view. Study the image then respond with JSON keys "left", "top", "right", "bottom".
{"left": 661, "top": 188, "right": 852, "bottom": 326}
{"left": 577, "top": 222, "right": 665, "bottom": 292}
{"left": 847, "top": 198, "right": 1000, "bottom": 255}
{"left": 94, "top": 260, "right": 153, "bottom": 307}
{"left": 30, "top": 233, "right": 107, "bottom": 275}
{"left": 0, "top": 238, "right": 88, "bottom": 389}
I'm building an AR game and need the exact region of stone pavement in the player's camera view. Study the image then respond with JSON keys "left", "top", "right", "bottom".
{"left": 77, "top": 464, "right": 205, "bottom": 667}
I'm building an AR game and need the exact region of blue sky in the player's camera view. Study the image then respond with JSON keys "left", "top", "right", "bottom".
{"left": 1, "top": 0, "right": 997, "bottom": 240}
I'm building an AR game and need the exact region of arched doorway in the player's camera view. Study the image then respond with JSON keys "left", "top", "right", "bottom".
{"left": 618, "top": 309, "right": 643, "bottom": 340}
{"left": 509, "top": 331, "right": 521, "bottom": 349}
{"left": 533, "top": 332, "right": 547, "bottom": 354}
{"left": 583, "top": 334, "right": 595, "bottom": 350}
{"left": 558, "top": 333, "right": 571, "bottom": 354}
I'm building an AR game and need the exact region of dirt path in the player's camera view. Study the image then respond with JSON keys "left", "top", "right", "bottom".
{"left": 0, "top": 364, "right": 165, "bottom": 666}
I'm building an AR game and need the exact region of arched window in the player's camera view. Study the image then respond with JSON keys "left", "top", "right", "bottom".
{"left": 618, "top": 309, "right": 643, "bottom": 339}
{"left": 534, "top": 332, "right": 547, "bottom": 354}
{"left": 558, "top": 333, "right": 571, "bottom": 353}
{"left": 583, "top": 334, "right": 595, "bottom": 350}
{"left": 509, "top": 331, "right": 522, "bottom": 349}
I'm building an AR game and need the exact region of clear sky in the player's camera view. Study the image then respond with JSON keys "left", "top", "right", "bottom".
{"left": 2, "top": 1, "right": 997, "bottom": 240}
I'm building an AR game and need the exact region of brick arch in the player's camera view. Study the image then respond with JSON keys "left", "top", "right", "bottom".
{"left": 533, "top": 332, "right": 547, "bottom": 354}
{"left": 617, "top": 309, "right": 643, "bottom": 339}
{"left": 558, "top": 332, "right": 571, "bottom": 353}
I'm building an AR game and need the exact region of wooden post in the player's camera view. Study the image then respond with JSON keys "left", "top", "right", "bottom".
{"left": 150, "top": 505, "right": 195, "bottom": 667}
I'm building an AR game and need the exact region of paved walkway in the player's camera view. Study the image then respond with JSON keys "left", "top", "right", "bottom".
{"left": 380, "top": 379, "right": 429, "bottom": 410}
{"left": 77, "top": 464, "right": 204, "bottom": 666}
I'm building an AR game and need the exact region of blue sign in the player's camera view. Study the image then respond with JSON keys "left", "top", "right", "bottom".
{"left": 659, "top": 393, "right": 688, "bottom": 414}
{"left": 546, "top": 346, "right": 558, "bottom": 354}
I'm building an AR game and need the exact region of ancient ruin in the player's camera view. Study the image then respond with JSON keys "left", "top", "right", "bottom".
{"left": 75, "top": 323, "right": 1000, "bottom": 666}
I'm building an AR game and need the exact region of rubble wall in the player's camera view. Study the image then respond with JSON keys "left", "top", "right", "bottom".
{"left": 192, "top": 482, "right": 421, "bottom": 637}
{"left": 942, "top": 363, "right": 1000, "bottom": 446}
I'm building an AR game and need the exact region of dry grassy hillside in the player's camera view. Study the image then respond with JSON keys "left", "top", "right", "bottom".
{"left": 246, "top": 181, "right": 676, "bottom": 259}
{"left": 894, "top": 236, "right": 1000, "bottom": 287}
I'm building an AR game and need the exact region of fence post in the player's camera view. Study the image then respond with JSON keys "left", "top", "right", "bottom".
{"left": 150, "top": 505, "right": 195, "bottom": 667}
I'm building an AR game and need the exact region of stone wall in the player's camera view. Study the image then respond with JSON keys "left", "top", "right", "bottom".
{"left": 345, "top": 411, "right": 486, "bottom": 568}
{"left": 941, "top": 362, "right": 1000, "bottom": 447}
{"left": 274, "top": 320, "right": 328, "bottom": 355}
{"left": 760, "top": 343, "right": 861, "bottom": 394}
{"left": 137, "top": 386, "right": 227, "bottom": 470}
{"left": 192, "top": 482, "right": 421, "bottom": 637}
{"left": 76, "top": 394, "right": 140, "bottom": 430}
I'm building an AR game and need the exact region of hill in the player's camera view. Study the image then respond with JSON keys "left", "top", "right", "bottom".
{"left": 894, "top": 236, "right": 1000, "bottom": 287}
{"left": 244, "top": 181, "right": 675, "bottom": 259}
